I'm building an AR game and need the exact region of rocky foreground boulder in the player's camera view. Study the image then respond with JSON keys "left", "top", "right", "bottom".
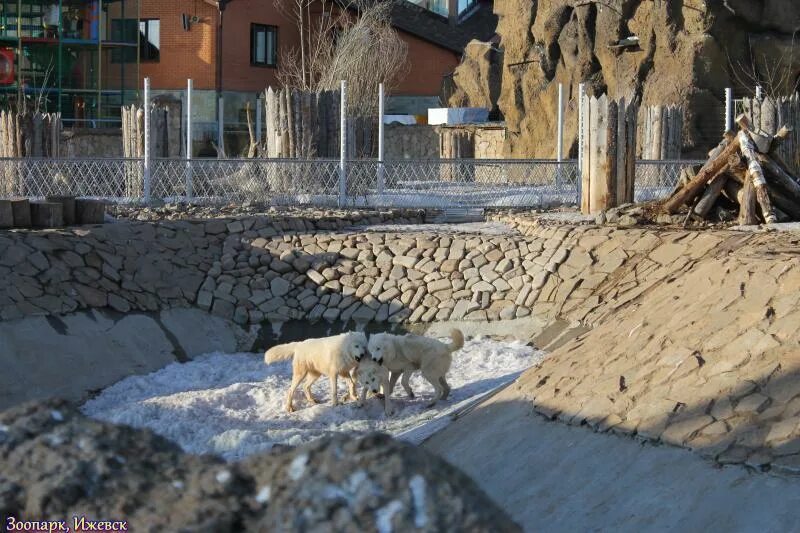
{"left": 0, "top": 400, "right": 519, "bottom": 532}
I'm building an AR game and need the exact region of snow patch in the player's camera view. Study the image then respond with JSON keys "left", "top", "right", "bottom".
{"left": 81, "top": 338, "right": 543, "bottom": 461}
{"left": 353, "top": 222, "right": 518, "bottom": 236}
{"left": 376, "top": 500, "right": 405, "bottom": 533}
{"left": 289, "top": 454, "right": 308, "bottom": 481}
{"left": 215, "top": 469, "right": 232, "bottom": 484}
{"left": 409, "top": 475, "right": 428, "bottom": 528}
{"left": 255, "top": 485, "right": 271, "bottom": 504}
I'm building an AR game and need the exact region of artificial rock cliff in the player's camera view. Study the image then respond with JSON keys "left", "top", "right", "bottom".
{"left": 449, "top": 0, "right": 800, "bottom": 158}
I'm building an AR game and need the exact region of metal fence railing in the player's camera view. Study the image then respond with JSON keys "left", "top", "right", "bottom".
{"left": 0, "top": 157, "right": 581, "bottom": 209}
{"left": 634, "top": 160, "right": 704, "bottom": 202}
{"left": 0, "top": 157, "right": 701, "bottom": 209}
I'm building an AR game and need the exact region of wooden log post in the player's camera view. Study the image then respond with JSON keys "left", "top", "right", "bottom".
{"left": 663, "top": 130, "right": 740, "bottom": 213}
{"left": 30, "top": 201, "right": 63, "bottom": 228}
{"left": 285, "top": 89, "right": 295, "bottom": 158}
{"left": 580, "top": 94, "right": 637, "bottom": 214}
{"left": 580, "top": 91, "right": 592, "bottom": 214}
{"left": 0, "top": 199, "right": 12, "bottom": 228}
{"left": 620, "top": 98, "right": 637, "bottom": 205}
{"left": 738, "top": 129, "right": 777, "bottom": 223}
{"left": 587, "top": 94, "right": 609, "bottom": 213}
{"left": 46, "top": 196, "right": 76, "bottom": 225}
{"left": 11, "top": 198, "right": 30, "bottom": 227}
{"left": 722, "top": 178, "right": 742, "bottom": 205}
{"left": 739, "top": 171, "right": 759, "bottom": 225}
{"left": 600, "top": 99, "right": 618, "bottom": 211}
{"left": 693, "top": 174, "right": 728, "bottom": 219}
{"left": 75, "top": 199, "right": 106, "bottom": 224}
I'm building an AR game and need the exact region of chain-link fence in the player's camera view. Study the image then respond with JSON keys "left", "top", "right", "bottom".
{"left": 0, "top": 156, "right": 703, "bottom": 208}
{"left": 634, "top": 160, "right": 705, "bottom": 202}
{"left": 0, "top": 157, "right": 580, "bottom": 209}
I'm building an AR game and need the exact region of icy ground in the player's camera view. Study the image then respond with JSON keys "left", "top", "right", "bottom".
{"left": 82, "top": 337, "right": 543, "bottom": 461}
{"left": 352, "top": 222, "right": 520, "bottom": 235}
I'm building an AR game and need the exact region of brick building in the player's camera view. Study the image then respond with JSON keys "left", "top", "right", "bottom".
{"left": 140, "top": 0, "right": 495, "bottom": 153}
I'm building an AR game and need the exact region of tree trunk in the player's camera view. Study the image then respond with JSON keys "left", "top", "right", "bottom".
{"left": 739, "top": 171, "right": 758, "bottom": 225}
{"left": 693, "top": 174, "right": 728, "bottom": 219}
{"left": 738, "top": 130, "right": 777, "bottom": 223}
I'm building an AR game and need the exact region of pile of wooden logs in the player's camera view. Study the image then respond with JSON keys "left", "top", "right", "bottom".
{"left": 662, "top": 115, "right": 800, "bottom": 225}
{"left": 0, "top": 197, "right": 106, "bottom": 229}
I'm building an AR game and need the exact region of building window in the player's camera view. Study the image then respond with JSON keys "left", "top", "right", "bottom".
{"left": 251, "top": 24, "right": 277, "bottom": 67}
{"left": 109, "top": 18, "right": 138, "bottom": 63}
{"left": 139, "top": 19, "right": 160, "bottom": 62}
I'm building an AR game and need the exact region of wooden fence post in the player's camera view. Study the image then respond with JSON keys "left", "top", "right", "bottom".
{"left": 580, "top": 94, "right": 637, "bottom": 214}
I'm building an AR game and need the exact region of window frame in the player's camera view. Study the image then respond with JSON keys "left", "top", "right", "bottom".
{"left": 139, "top": 18, "right": 160, "bottom": 63}
{"left": 250, "top": 23, "right": 277, "bottom": 68}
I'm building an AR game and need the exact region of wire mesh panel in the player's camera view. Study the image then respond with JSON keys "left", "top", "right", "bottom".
{"left": 0, "top": 158, "right": 141, "bottom": 200}
{"left": 2, "top": 157, "right": 580, "bottom": 209}
{"left": 635, "top": 160, "right": 705, "bottom": 202}
{"left": 346, "top": 159, "right": 579, "bottom": 208}
{"left": 152, "top": 158, "right": 343, "bottom": 205}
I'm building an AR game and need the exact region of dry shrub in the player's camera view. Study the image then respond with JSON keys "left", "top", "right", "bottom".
{"left": 275, "top": 0, "right": 408, "bottom": 117}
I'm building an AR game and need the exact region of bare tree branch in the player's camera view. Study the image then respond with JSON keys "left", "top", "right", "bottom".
{"left": 274, "top": 0, "right": 408, "bottom": 117}
{"left": 728, "top": 32, "right": 800, "bottom": 99}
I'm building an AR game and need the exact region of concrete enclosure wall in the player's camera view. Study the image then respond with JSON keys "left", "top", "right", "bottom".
{"left": 385, "top": 125, "right": 441, "bottom": 160}
{"left": 384, "top": 124, "right": 508, "bottom": 160}
{"left": 60, "top": 129, "right": 123, "bottom": 158}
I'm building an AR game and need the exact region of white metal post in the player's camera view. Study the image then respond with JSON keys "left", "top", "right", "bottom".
{"left": 256, "top": 97, "right": 263, "bottom": 145}
{"left": 725, "top": 88, "right": 734, "bottom": 133}
{"left": 339, "top": 80, "right": 347, "bottom": 207}
{"left": 556, "top": 83, "right": 564, "bottom": 185}
{"left": 557, "top": 83, "right": 564, "bottom": 162}
{"left": 577, "top": 82, "right": 585, "bottom": 200}
{"left": 377, "top": 83, "right": 385, "bottom": 196}
{"left": 186, "top": 79, "right": 193, "bottom": 201}
{"left": 143, "top": 77, "right": 151, "bottom": 203}
{"left": 218, "top": 96, "right": 225, "bottom": 157}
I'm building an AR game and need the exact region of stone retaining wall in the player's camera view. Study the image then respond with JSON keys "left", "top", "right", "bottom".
{"left": 0, "top": 211, "right": 422, "bottom": 322}
{"left": 0, "top": 211, "right": 745, "bottom": 331}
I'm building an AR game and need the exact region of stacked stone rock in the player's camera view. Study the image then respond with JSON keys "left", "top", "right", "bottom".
{"left": 0, "top": 211, "right": 421, "bottom": 322}
{"left": 0, "top": 211, "right": 732, "bottom": 329}
{"left": 109, "top": 205, "right": 425, "bottom": 224}
{"left": 192, "top": 226, "right": 589, "bottom": 326}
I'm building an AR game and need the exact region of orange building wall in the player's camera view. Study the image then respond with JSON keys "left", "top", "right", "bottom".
{"left": 394, "top": 31, "right": 459, "bottom": 96}
{"left": 140, "top": 0, "right": 217, "bottom": 90}
{"left": 140, "top": 1, "right": 460, "bottom": 97}
{"left": 220, "top": 0, "right": 297, "bottom": 92}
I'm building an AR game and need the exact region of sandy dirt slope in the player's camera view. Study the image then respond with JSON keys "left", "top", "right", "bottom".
{"left": 425, "top": 228, "right": 800, "bottom": 529}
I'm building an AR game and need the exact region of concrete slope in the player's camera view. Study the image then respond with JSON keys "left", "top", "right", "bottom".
{"left": 424, "top": 399, "right": 800, "bottom": 532}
